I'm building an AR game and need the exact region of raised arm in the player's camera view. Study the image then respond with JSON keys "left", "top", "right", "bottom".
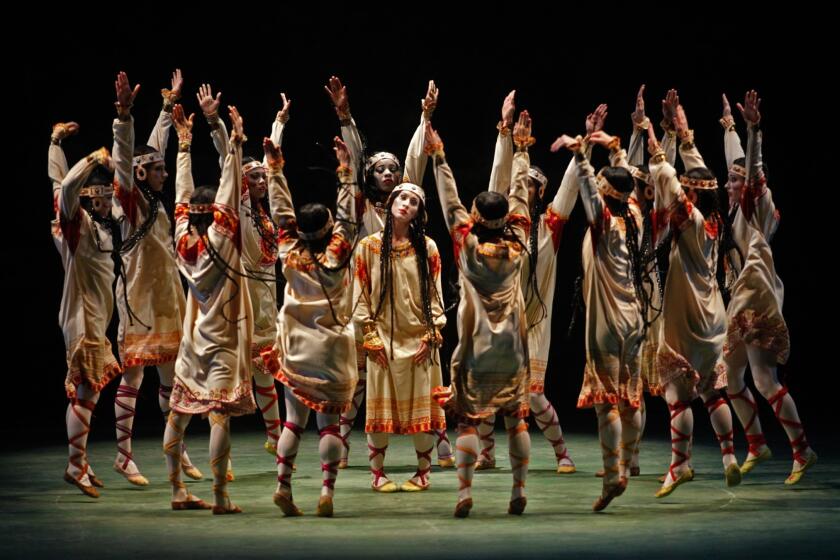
{"left": 508, "top": 110, "right": 533, "bottom": 233}
{"left": 721, "top": 93, "right": 745, "bottom": 168}
{"left": 403, "top": 80, "right": 437, "bottom": 185}
{"left": 111, "top": 71, "right": 143, "bottom": 224}
{"left": 49, "top": 122, "right": 78, "bottom": 196}
{"left": 215, "top": 106, "right": 245, "bottom": 214}
{"left": 197, "top": 83, "right": 228, "bottom": 168}
{"left": 146, "top": 68, "right": 182, "bottom": 153}
{"left": 172, "top": 104, "right": 196, "bottom": 206}
{"left": 60, "top": 148, "right": 112, "bottom": 222}
{"left": 489, "top": 89, "right": 515, "bottom": 194}
{"left": 332, "top": 136, "right": 357, "bottom": 247}
{"left": 426, "top": 123, "right": 469, "bottom": 231}
{"left": 673, "top": 103, "right": 708, "bottom": 170}
{"left": 325, "top": 76, "right": 363, "bottom": 174}
{"left": 627, "top": 85, "right": 648, "bottom": 166}
{"left": 647, "top": 125, "right": 684, "bottom": 213}
{"left": 263, "top": 136, "right": 295, "bottom": 259}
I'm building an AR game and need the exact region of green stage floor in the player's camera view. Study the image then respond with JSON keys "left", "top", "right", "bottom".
{"left": 2, "top": 429, "right": 838, "bottom": 559}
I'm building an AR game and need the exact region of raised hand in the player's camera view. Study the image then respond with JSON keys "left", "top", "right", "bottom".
{"left": 276, "top": 92, "right": 291, "bottom": 124}
{"left": 324, "top": 75, "right": 350, "bottom": 119}
{"left": 501, "top": 89, "right": 516, "bottom": 128}
{"left": 550, "top": 134, "right": 582, "bottom": 153}
{"left": 632, "top": 84, "right": 646, "bottom": 126}
{"left": 422, "top": 80, "right": 439, "bottom": 118}
{"left": 229, "top": 106, "right": 245, "bottom": 144}
{"left": 586, "top": 104, "right": 608, "bottom": 135}
{"left": 737, "top": 89, "right": 761, "bottom": 125}
{"left": 197, "top": 83, "right": 222, "bottom": 116}
{"left": 333, "top": 136, "right": 351, "bottom": 168}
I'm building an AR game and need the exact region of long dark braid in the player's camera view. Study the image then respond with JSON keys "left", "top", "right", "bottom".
{"left": 619, "top": 203, "right": 651, "bottom": 331}
{"left": 373, "top": 208, "right": 436, "bottom": 359}
{"left": 301, "top": 221, "right": 357, "bottom": 331}
{"left": 196, "top": 224, "right": 246, "bottom": 324}
{"left": 85, "top": 201, "right": 149, "bottom": 329}
{"left": 524, "top": 194, "right": 549, "bottom": 329}
{"left": 409, "top": 219, "right": 440, "bottom": 357}
{"left": 120, "top": 180, "right": 162, "bottom": 255}
{"left": 640, "top": 201, "right": 664, "bottom": 325}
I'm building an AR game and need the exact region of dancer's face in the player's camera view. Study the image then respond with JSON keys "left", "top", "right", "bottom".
{"left": 90, "top": 195, "right": 113, "bottom": 218}
{"left": 246, "top": 168, "right": 268, "bottom": 203}
{"left": 527, "top": 178, "right": 545, "bottom": 208}
{"left": 145, "top": 162, "right": 168, "bottom": 192}
{"left": 725, "top": 172, "right": 745, "bottom": 209}
{"left": 372, "top": 159, "right": 401, "bottom": 192}
{"left": 391, "top": 191, "right": 421, "bottom": 223}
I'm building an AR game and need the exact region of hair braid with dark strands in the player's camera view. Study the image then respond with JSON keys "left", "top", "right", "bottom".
{"left": 373, "top": 199, "right": 439, "bottom": 361}
{"left": 296, "top": 193, "right": 358, "bottom": 329}
{"left": 523, "top": 186, "right": 548, "bottom": 330}
{"left": 81, "top": 165, "right": 149, "bottom": 329}
{"left": 120, "top": 146, "right": 165, "bottom": 255}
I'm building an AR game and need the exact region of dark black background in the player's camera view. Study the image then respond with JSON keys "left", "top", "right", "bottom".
{"left": 9, "top": 6, "right": 830, "bottom": 449}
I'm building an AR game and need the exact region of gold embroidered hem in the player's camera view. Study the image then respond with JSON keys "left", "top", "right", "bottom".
{"left": 170, "top": 379, "right": 256, "bottom": 417}
{"left": 529, "top": 357, "right": 547, "bottom": 394}
{"left": 65, "top": 336, "right": 122, "bottom": 398}
{"left": 364, "top": 418, "right": 446, "bottom": 435}
{"left": 576, "top": 363, "right": 643, "bottom": 409}
{"left": 655, "top": 349, "right": 726, "bottom": 394}
{"left": 725, "top": 309, "right": 790, "bottom": 365}
{"left": 261, "top": 347, "right": 354, "bottom": 415}
{"left": 433, "top": 385, "right": 530, "bottom": 425}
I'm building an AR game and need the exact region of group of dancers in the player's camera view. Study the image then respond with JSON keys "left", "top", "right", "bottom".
{"left": 51, "top": 69, "right": 815, "bottom": 518}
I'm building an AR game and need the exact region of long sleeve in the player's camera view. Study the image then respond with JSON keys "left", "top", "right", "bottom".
{"left": 259, "top": 119, "right": 286, "bottom": 168}
{"left": 488, "top": 129, "right": 513, "bottom": 194}
{"left": 340, "top": 117, "right": 364, "bottom": 179}
{"left": 60, "top": 154, "right": 100, "bottom": 222}
{"left": 210, "top": 119, "right": 231, "bottom": 169}
{"left": 507, "top": 151, "right": 531, "bottom": 233}
{"left": 429, "top": 239, "right": 447, "bottom": 330}
{"left": 269, "top": 165, "right": 296, "bottom": 260}
{"left": 147, "top": 110, "right": 172, "bottom": 154}
{"left": 724, "top": 126, "right": 745, "bottom": 169}
{"left": 332, "top": 168, "right": 357, "bottom": 249}
{"left": 548, "top": 156, "right": 581, "bottom": 219}
{"left": 662, "top": 131, "right": 677, "bottom": 167}
{"left": 215, "top": 139, "right": 243, "bottom": 214}
{"left": 112, "top": 116, "right": 149, "bottom": 227}
{"left": 678, "top": 140, "right": 708, "bottom": 171}
{"left": 742, "top": 124, "right": 778, "bottom": 239}
{"left": 175, "top": 151, "right": 195, "bottom": 205}
{"left": 403, "top": 112, "right": 429, "bottom": 185}
{"left": 352, "top": 242, "right": 376, "bottom": 348}
{"left": 574, "top": 152, "right": 605, "bottom": 226}
{"left": 627, "top": 119, "right": 648, "bottom": 167}
{"left": 49, "top": 143, "right": 69, "bottom": 211}
{"left": 651, "top": 157, "right": 683, "bottom": 212}
{"left": 433, "top": 158, "right": 471, "bottom": 231}
{"left": 112, "top": 117, "right": 135, "bottom": 197}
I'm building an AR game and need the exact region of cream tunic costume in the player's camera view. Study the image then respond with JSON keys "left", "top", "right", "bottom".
{"left": 210, "top": 119, "right": 285, "bottom": 372}
{"left": 432, "top": 151, "right": 532, "bottom": 421}
{"left": 572, "top": 152, "right": 645, "bottom": 408}
{"left": 352, "top": 228, "right": 447, "bottom": 434}
{"left": 650, "top": 143, "right": 727, "bottom": 394}
{"left": 489, "top": 130, "right": 579, "bottom": 393}
{"left": 340, "top": 111, "right": 431, "bottom": 378}
{"left": 721, "top": 124, "right": 787, "bottom": 364}
{"left": 112, "top": 112, "right": 186, "bottom": 367}
{"left": 50, "top": 149, "right": 122, "bottom": 397}
{"left": 625, "top": 120, "right": 677, "bottom": 394}
{"left": 261, "top": 164, "right": 359, "bottom": 413}
{"left": 169, "top": 139, "right": 256, "bottom": 416}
